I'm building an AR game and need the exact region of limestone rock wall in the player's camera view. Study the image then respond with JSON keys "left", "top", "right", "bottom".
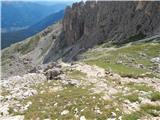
{"left": 63, "top": 1, "right": 160, "bottom": 46}
{"left": 44, "top": 1, "right": 160, "bottom": 62}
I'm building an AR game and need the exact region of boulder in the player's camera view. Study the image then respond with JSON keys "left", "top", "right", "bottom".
{"left": 44, "top": 68, "right": 62, "bottom": 80}
{"left": 151, "top": 57, "right": 160, "bottom": 64}
{"left": 80, "top": 116, "right": 86, "bottom": 120}
{"left": 61, "top": 110, "right": 69, "bottom": 115}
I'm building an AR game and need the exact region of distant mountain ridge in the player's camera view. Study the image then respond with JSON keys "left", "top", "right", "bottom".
{"left": 1, "top": 1, "right": 70, "bottom": 32}
{"left": 1, "top": 10, "right": 64, "bottom": 49}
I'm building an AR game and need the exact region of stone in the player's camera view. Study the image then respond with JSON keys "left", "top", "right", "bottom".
{"left": 0, "top": 96, "right": 4, "bottom": 101}
{"left": 116, "top": 60, "right": 123, "bottom": 64}
{"left": 44, "top": 68, "right": 62, "bottom": 80}
{"left": 94, "top": 106, "right": 102, "bottom": 114}
{"left": 23, "top": 90, "right": 37, "bottom": 98}
{"left": 68, "top": 79, "right": 81, "bottom": 86}
{"left": 0, "top": 104, "right": 9, "bottom": 116}
{"left": 122, "top": 100, "right": 140, "bottom": 114}
{"left": 54, "top": 103, "right": 58, "bottom": 107}
{"left": 124, "top": 99, "right": 131, "bottom": 104}
{"left": 95, "top": 109, "right": 102, "bottom": 114}
{"left": 102, "top": 94, "right": 111, "bottom": 100}
{"left": 24, "top": 101, "right": 32, "bottom": 111}
{"left": 118, "top": 116, "right": 122, "bottom": 120}
{"left": 116, "top": 108, "right": 120, "bottom": 111}
{"left": 108, "top": 88, "right": 118, "bottom": 95}
{"left": 137, "top": 64, "right": 144, "bottom": 68}
{"left": 111, "top": 112, "right": 116, "bottom": 118}
{"left": 151, "top": 57, "right": 160, "bottom": 64}
{"left": 61, "top": 110, "right": 69, "bottom": 115}
{"left": 28, "top": 67, "right": 37, "bottom": 73}
{"left": 80, "top": 116, "right": 86, "bottom": 120}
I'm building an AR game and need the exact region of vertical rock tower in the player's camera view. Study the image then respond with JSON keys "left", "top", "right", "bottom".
{"left": 44, "top": 1, "right": 160, "bottom": 63}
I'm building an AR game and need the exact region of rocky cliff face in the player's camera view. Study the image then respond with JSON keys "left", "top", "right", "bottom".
{"left": 44, "top": 1, "right": 160, "bottom": 62}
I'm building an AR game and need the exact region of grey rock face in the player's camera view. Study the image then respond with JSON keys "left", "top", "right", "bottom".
{"left": 63, "top": 1, "right": 160, "bottom": 45}
{"left": 44, "top": 1, "right": 160, "bottom": 62}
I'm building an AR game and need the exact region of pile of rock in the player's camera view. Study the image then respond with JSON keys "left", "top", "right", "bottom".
{"left": 44, "top": 68, "right": 62, "bottom": 80}
{"left": 43, "top": 62, "right": 63, "bottom": 80}
{"left": 150, "top": 57, "right": 160, "bottom": 73}
{"left": 0, "top": 73, "right": 47, "bottom": 118}
{"left": 29, "top": 62, "right": 63, "bottom": 80}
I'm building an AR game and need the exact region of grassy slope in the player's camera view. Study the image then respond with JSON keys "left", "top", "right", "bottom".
{"left": 2, "top": 34, "right": 41, "bottom": 63}
{"left": 2, "top": 38, "right": 160, "bottom": 119}
{"left": 8, "top": 67, "right": 160, "bottom": 120}
{"left": 80, "top": 41, "right": 160, "bottom": 78}
{"left": 11, "top": 79, "right": 160, "bottom": 120}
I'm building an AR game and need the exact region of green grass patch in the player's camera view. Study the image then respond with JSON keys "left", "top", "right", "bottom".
{"left": 115, "top": 92, "right": 139, "bottom": 103}
{"left": 18, "top": 35, "right": 40, "bottom": 54}
{"left": 122, "top": 112, "right": 141, "bottom": 120}
{"left": 124, "top": 94, "right": 139, "bottom": 103}
{"left": 125, "top": 32, "right": 146, "bottom": 43}
{"left": 150, "top": 91, "right": 160, "bottom": 101}
{"left": 8, "top": 107, "right": 14, "bottom": 115}
{"left": 82, "top": 42, "right": 160, "bottom": 78}
{"left": 126, "top": 83, "right": 154, "bottom": 92}
{"left": 141, "top": 104, "right": 160, "bottom": 117}
{"left": 86, "top": 59, "right": 147, "bottom": 78}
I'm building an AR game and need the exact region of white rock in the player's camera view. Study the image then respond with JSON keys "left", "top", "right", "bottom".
{"left": 80, "top": 116, "right": 86, "bottom": 120}
{"left": 54, "top": 103, "right": 58, "bottom": 107}
{"left": 24, "top": 101, "right": 32, "bottom": 111}
{"left": 141, "top": 99, "right": 151, "bottom": 105}
{"left": 74, "top": 108, "right": 78, "bottom": 113}
{"left": 123, "top": 99, "right": 130, "bottom": 104}
{"left": 5, "top": 95, "right": 12, "bottom": 100}
{"left": 0, "top": 96, "right": 5, "bottom": 101}
{"left": 40, "top": 90, "right": 45, "bottom": 94}
{"left": 0, "top": 104, "right": 9, "bottom": 116}
{"left": 95, "top": 109, "right": 102, "bottom": 114}
{"left": 102, "top": 94, "right": 111, "bottom": 100}
{"left": 107, "top": 118, "right": 116, "bottom": 120}
{"left": 23, "top": 89, "right": 37, "bottom": 98}
{"left": 111, "top": 112, "right": 116, "bottom": 117}
{"left": 116, "top": 108, "right": 120, "bottom": 111}
{"left": 108, "top": 88, "right": 118, "bottom": 95}
{"left": 118, "top": 116, "right": 122, "bottom": 120}
{"left": 61, "top": 110, "right": 69, "bottom": 115}
{"left": 93, "top": 96, "right": 96, "bottom": 99}
{"left": 151, "top": 57, "right": 160, "bottom": 63}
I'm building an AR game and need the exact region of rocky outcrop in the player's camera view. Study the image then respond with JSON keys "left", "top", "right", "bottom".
{"left": 44, "top": 1, "right": 160, "bottom": 62}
